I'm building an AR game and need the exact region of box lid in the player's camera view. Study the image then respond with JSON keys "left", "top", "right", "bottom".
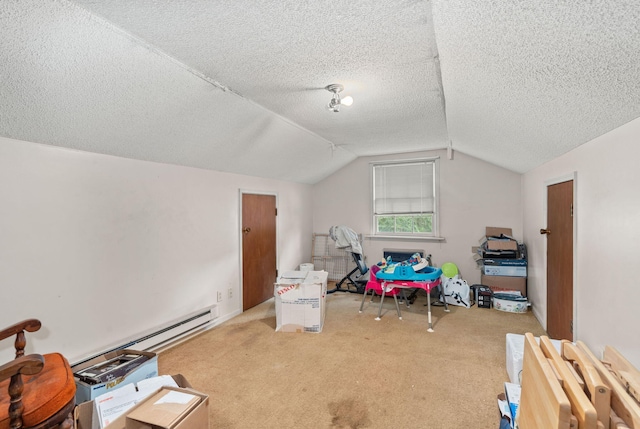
{"left": 486, "top": 227, "right": 513, "bottom": 238}
{"left": 126, "top": 388, "right": 200, "bottom": 429}
{"left": 303, "top": 271, "right": 328, "bottom": 284}
{"left": 277, "top": 270, "right": 327, "bottom": 282}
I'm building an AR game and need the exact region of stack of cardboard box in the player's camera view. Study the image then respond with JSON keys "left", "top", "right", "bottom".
{"left": 474, "top": 227, "right": 527, "bottom": 297}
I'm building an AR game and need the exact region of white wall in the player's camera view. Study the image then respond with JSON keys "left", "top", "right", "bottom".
{"left": 0, "top": 136, "right": 313, "bottom": 364}
{"left": 523, "top": 117, "right": 640, "bottom": 366}
{"left": 312, "top": 149, "right": 523, "bottom": 285}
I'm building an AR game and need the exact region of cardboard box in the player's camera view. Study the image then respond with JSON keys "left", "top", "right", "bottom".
{"left": 274, "top": 270, "right": 328, "bottom": 333}
{"left": 75, "top": 374, "right": 208, "bottom": 429}
{"left": 483, "top": 259, "right": 527, "bottom": 267}
{"left": 486, "top": 239, "right": 518, "bottom": 251}
{"left": 75, "top": 375, "right": 192, "bottom": 429}
{"left": 481, "top": 275, "right": 527, "bottom": 297}
{"left": 73, "top": 350, "right": 158, "bottom": 404}
{"left": 483, "top": 265, "right": 527, "bottom": 277}
{"left": 483, "top": 227, "right": 518, "bottom": 251}
{"left": 486, "top": 226, "right": 513, "bottom": 238}
{"left": 126, "top": 387, "right": 206, "bottom": 429}
{"left": 482, "top": 259, "right": 527, "bottom": 277}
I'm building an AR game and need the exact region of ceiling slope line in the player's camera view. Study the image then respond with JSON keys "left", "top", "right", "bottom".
{"left": 70, "top": 1, "right": 352, "bottom": 158}
{"left": 427, "top": 1, "right": 451, "bottom": 152}
{"left": 72, "top": 2, "right": 237, "bottom": 95}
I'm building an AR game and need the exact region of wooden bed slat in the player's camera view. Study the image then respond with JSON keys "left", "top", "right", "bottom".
{"left": 563, "top": 342, "right": 611, "bottom": 429}
{"left": 541, "top": 336, "right": 598, "bottom": 429}
{"left": 577, "top": 341, "right": 640, "bottom": 428}
{"left": 518, "top": 333, "right": 572, "bottom": 429}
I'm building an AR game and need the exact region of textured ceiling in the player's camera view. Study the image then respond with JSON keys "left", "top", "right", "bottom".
{"left": 433, "top": 0, "right": 640, "bottom": 173}
{"left": 1, "top": 1, "right": 639, "bottom": 183}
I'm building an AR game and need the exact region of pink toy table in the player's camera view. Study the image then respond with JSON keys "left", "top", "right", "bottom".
{"left": 376, "top": 266, "right": 450, "bottom": 332}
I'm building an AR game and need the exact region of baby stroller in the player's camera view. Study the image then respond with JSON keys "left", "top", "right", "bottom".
{"left": 327, "top": 225, "right": 368, "bottom": 294}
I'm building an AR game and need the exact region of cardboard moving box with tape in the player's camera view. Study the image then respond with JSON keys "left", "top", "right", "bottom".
{"left": 275, "top": 270, "right": 328, "bottom": 333}
{"left": 75, "top": 374, "right": 209, "bottom": 429}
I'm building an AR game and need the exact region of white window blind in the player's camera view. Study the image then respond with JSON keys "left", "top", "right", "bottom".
{"left": 371, "top": 158, "right": 438, "bottom": 236}
{"left": 373, "top": 161, "right": 435, "bottom": 215}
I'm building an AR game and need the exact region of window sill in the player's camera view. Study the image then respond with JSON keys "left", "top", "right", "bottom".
{"left": 365, "top": 235, "right": 445, "bottom": 242}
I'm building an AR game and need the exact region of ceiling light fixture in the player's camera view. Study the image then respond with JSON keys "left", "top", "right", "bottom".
{"left": 325, "top": 84, "right": 353, "bottom": 112}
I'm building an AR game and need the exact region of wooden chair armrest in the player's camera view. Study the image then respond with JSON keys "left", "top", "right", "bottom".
{"left": 0, "top": 319, "right": 42, "bottom": 342}
{"left": 0, "top": 354, "right": 45, "bottom": 382}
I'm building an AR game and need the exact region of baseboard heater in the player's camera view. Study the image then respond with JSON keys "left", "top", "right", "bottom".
{"left": 124, "top": 305, "right": 218, "bottom": 352}
{"left": 73, "top": 305, "right": 218, "bottom": 367}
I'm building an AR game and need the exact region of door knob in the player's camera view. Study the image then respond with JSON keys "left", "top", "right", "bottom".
{"left": 540, "top": 228, "right": 551, "bottom": 235}
{"left": 242, "top": 227, "right": 251, "bottom": 234}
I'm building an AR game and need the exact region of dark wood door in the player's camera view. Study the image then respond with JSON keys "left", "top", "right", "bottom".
{"left": 242, "top": 193, "right": 277, "bottom": 311}
{"left": 545, "top": 180, "right": 574, "bottom": 340}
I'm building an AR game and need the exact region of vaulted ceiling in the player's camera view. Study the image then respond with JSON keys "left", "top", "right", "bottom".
{"left": 2, "top": 1, "right": 639, "bottom": 184}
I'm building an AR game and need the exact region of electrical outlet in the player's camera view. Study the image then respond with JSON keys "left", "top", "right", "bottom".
{"left": 228, "top": 288, "right": 233, "bottom": 299}
{"left": 217, "top": 291, "right": 223, "bottom": 302}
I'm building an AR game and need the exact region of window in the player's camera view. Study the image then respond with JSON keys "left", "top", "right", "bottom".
{"left": 371, "top": 158, "right": 438, "bottom": 237}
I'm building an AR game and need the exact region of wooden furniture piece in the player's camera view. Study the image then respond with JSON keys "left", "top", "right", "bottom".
{"left": 518, "top": 333, "right": 573, "bottom": 429}
{"left": 563, "top": 342, "right": 611, "bottom": 429}
{"left": 518, "top": 333, "right": 640, "bottom": 429}
{"left": 0, "top": 319, "right": 75, "bottom": 429}
{"left": 540, "top": 336, "right": 598, "bottom": 429}
{"left": 577, "top": 341, "right": 640, "bottom": 428}
{"left": 603, "top": 346, "right": 640, "bottom": 406}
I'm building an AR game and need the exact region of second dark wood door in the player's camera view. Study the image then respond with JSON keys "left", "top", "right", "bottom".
{"left": 242, "top": 193, "right": 277, "bottom": 311}
{"left": 546, "top": 180, "right": 574, "bottom": 340}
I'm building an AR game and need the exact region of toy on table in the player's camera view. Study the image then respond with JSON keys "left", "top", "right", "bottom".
{"left": 379, "top": 252, "right": 429, "bottom": 274}
{"left": 376, "top": 265, "right": 441, "bottom": 282}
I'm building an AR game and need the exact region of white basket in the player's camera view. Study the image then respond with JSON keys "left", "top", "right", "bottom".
{"left": 493, "top": 297, "right": 528, "bottom": 313}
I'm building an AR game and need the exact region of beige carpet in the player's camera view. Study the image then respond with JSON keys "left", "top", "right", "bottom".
{"left": 158, "top": 289, "right": 546, "bottom": 429}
